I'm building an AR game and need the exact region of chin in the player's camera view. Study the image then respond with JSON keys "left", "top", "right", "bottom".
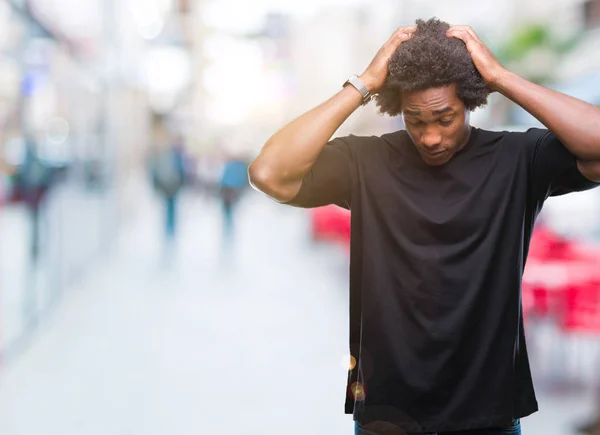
{"left": 420, "top": 153, "right": 452, "bottom": 166}
{"left": 423, "top": 159, "right": 448, "bottom": 167}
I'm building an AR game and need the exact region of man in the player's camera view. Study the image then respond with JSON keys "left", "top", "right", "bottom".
{"left": 248, "top": 18, "right": 600, "bottom": 435}
{"left": 219, "top": 154, "right": 250, "bottom": 239}
{"left": 150, "top": 134, "right": 186, "bottom": 244}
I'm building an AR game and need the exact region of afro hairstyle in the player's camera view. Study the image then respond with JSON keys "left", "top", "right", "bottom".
{"left": 373, "top": 18, "right": 490, "bottom": 116}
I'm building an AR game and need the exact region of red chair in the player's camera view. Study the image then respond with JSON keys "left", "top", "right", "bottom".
{"left": 550, "top": 280, "right": 600, "bottom": 387}
{"left": 561, "top": 281, "right": 600, "bottom": 333}
{"left": 310, "top": 205, "right": 351, "bottom": 246}
{"left": 522, "top": 260, "right": 571, "bottom": 321}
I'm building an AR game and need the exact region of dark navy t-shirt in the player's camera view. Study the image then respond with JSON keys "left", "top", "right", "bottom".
{"left": 287, "top": 127, "right": 598, "bottom": 433}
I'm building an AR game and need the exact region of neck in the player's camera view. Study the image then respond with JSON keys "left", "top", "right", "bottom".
{"left": 457, "top": 125, "right": 472, "bottom": 153}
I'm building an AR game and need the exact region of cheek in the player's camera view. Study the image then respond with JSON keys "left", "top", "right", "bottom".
{"left": 451, "top": 126, "right": 465, "bottom": 139}
{"left": 448, "top": 125, "right": 469, "bottom": 148}
{"left": 449, "top": 121, "right": 468, "bottom": 140}
{"left": 437, "top": 128, "right": 462, "bottom": 149}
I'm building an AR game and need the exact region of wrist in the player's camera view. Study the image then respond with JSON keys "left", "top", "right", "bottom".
{"left": 490, "top": 69, "right": 516, "bottom": 94}
{"left": 344, "top": 75, "right": 373, "bottom": 105}
{"left": 358, "top": 74, "right": 378, "bottom": 93}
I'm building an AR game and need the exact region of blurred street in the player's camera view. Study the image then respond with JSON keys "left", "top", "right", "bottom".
{"left": 0, "top": 188, "right": 596, "bottom": 435}
{"left": 0, "top": 0, "right": 600, "bottom": 434}
{"left": 0, "top": 189, "right": 358, "bottom": 435}
{"left": 0, "top": 182, "right": 114, "bottom": 356}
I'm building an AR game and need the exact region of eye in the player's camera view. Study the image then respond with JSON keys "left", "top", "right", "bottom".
{"left": 439, "top": 119, "right": 454, "bottom": 126}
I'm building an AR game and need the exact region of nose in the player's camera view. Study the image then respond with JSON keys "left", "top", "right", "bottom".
{"left": 420, "top": 127, "right": 442, "bottom": 151}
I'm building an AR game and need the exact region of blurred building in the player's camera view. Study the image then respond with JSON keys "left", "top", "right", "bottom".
{"left": 0, "top": 0, "right": 193, "bottom": 361}
{"left": 285, "top": 2, "right": 402, "bottom": 138}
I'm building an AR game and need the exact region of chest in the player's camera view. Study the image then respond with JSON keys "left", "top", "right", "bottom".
{"left": 357, "top": 146, "right": 528, "bottom": 244}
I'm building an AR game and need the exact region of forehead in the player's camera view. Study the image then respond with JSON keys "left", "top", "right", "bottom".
{"left": 402, "top": 84, "right": 462, "bottom": 114}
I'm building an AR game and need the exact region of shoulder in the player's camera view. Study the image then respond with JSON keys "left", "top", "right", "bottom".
{"left": 334, "top": 129, "right": 407, "bottom": 144}
{"left": 476, "top": 126, "right": 548, "bottom": 143}
{"left": 475, "top": 127, "right": 550, "bottom": 155}
{"left": 332, "top": 130, "right": 409, "bottom": 152}
{"left": 332, "top": 130, "right": 410, "bottom": 166}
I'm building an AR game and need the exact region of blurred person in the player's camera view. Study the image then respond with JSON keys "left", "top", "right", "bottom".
{"left": 219, "top": 153, "right": 249, "bottom": 240}
{"left": 149, "top": 131, "right": 186, "bottom": 246}
{"left": 248, "top": 18, "right": 600, "bottom": 435}
{"left": 14, "top": 137, "right": 53, "bottom": 262}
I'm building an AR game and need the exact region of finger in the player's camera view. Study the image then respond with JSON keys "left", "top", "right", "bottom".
{"left": 385, "top": 28, "right": 414, "bottom": 48}
{"left": 392, "top": 26, "right": 416, "bottom": 39}
{"left": 399, "top": 25, "right": 417, "bottom": 33}
{"left": 380, "top": 34, "right": 412, "bottom": 57}
{"left": 447, "top": 25, "right": 475, "bottom": 33}
{"left": 446, "top": 28, "right": 477, "bottom": 44}
{"left": 447, "top": 25, "right": 479, "bottom": 41}
{"left": 394, "top": 31, "right": 415, "bottom": 46}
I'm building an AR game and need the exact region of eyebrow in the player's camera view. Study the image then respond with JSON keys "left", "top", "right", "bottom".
{"left": 404, "top": 106, "right": 454, "bottom": 116}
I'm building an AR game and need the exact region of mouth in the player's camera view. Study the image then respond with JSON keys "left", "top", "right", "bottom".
{"left": 422, "top": 149, "right": 446, "bottom": 157}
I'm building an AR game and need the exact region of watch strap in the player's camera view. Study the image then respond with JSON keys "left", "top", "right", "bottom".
{"left": 344, "top": 75, "right": 372, "bottom": 105}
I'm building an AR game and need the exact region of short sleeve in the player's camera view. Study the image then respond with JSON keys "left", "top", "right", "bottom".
{"left": 286, "top": 137, "right": 355, "bottom": 209}
{"left": 528, "top": 128, "right": 600, "bottom": 200}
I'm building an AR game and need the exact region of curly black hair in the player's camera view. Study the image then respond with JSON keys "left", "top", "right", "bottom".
{"left": 373, "top": 18, "right": 490, "bottom": 116}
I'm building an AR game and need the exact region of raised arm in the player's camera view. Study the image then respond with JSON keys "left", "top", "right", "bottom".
{"left": 248, "top": 26, "right": 416, "bottom": 203}
{"left": 447, "top": 25, "right": 600, "bottom": 182}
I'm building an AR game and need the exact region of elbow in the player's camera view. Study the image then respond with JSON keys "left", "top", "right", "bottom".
{"left": 248, "top": 160, "right": 299, "bottom": 203}
{"left": 247, "top": 160, "right": 270, "bottom": 192}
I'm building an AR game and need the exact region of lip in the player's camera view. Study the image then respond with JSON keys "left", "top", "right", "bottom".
{"left": 422, "top": 149, "right": 446, "bottom": 157}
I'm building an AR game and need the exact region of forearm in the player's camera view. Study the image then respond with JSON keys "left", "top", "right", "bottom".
{"left": 249, "top": 83, "right": 363, "bottom": 202}
{"left": 495, "top": 71, "right": 600, "bottom": 161}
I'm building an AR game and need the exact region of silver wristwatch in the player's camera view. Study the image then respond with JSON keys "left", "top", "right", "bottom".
{"left": 343, "top": 75, "right": 372, "bottom": 105}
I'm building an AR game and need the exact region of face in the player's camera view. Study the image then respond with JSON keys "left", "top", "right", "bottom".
{"left": 401, "top": 84, "right": 471, "bottom": 166}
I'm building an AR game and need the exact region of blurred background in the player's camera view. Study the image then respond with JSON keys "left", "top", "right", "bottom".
{"left": 0, "top": 0, "right": 599, "bottom": 434}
